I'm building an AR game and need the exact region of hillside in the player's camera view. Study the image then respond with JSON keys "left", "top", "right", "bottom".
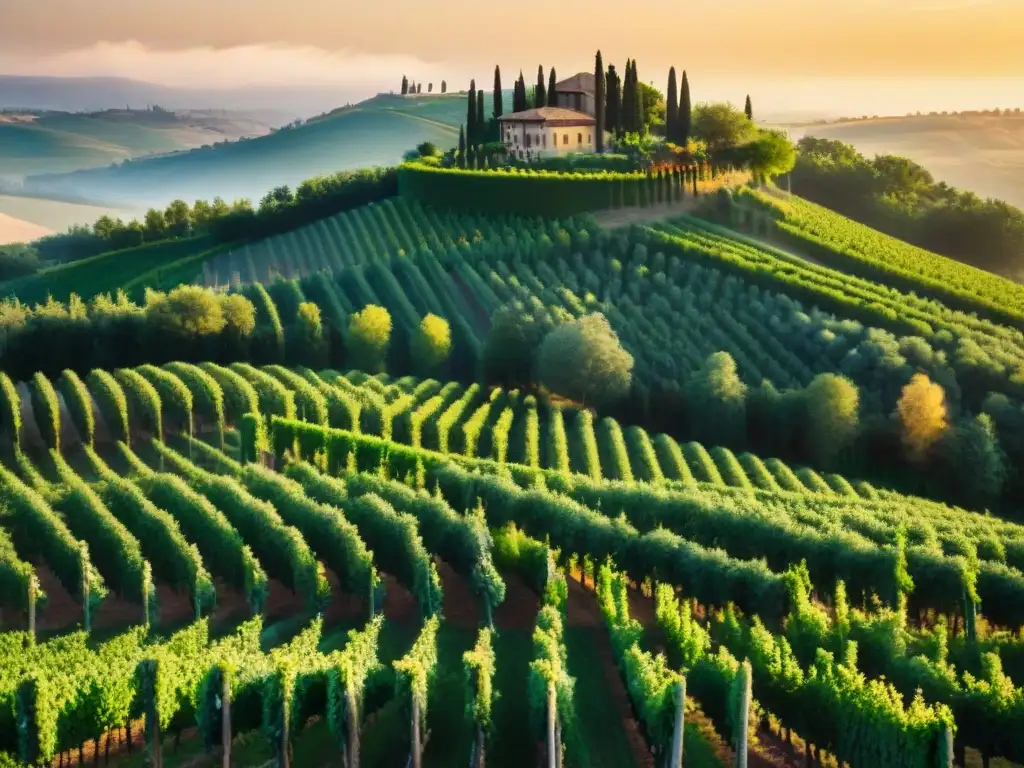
{"left": 787, "top": 111, "right": 1024, "bottom": 207}
{"left": 19, "top": 93, "right": 493, "bottom": 208}
{"left": 0, "top": 108, "right": 275, "bottom": 179}
{"left": 0, "top": 193, "right": 136, "bottom": 237}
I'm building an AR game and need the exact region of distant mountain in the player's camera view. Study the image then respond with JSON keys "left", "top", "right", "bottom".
{"left": 18, "top": 92, "right": 489, "bottom": 209}
{"left": 0, "top": 108, "right": 277, "bottom": 179}
{"left": 0, "top": 75, "right": 355, "bottom": 121}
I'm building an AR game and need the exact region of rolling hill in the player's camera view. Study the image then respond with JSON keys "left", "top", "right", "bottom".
{"left": 786, "top": 110, "right": 1024, "bottom": 207}
{"left": 0, "top": 108, "right": 275, "bottom": 179}
{"left": 18, "top": 93, "right": 493, "bottom": 208}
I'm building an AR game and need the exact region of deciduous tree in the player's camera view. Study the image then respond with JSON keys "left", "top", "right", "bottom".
{"left": 803, "top": 373, "right": 860, "bottom": 467}
{"left": 897, "top": 373, "right": 948, "bottom": 462}
{"left": 692, "top": 102, "right": 756, "bottom": 155}
{"left": 411, "top": 314, "right": 452, "bottom": 375}
{"left": 536, "top": 313, "right": 633, "bottom": 408}
{"left": 684, "top": 351, "right": 747, "bottom": 444}
{"left": 483, "top": 305, "right": 554, "bottom": 389}
{"left": 345, "top": 304, "right": 392, "bottom": 373}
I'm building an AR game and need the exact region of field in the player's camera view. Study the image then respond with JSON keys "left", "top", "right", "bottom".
{"left": 787, "top": 112, "right": 1024, "bottom": 208}
{"left": 20, "top": 94, "right": 490, "bottom": 209}
{"left": 0, "top": 193, "right": 134, "bottom": 235}
{"left": 4, "top": 145, "right": 1024, "bottom": 766}
{"left": 0, "top": 110, "right": 274, "bottom": 179}
{"left": 0, "top": 356, "right": 1020, "bottom": 767}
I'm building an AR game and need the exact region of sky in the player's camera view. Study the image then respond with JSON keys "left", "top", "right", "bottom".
{"left": 1, "top": 0, "right": 1023, "bottom": 117}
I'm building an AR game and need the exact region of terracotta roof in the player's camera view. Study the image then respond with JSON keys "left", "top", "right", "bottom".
{"left": 498, "top": 107, "right": 596, "bottom": 125}
{"left": 554, "top": 72, "right": 596, "bottom": 95}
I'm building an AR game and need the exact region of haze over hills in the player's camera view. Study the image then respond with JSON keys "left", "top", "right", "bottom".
{"left": 785, "top": 109, "right": 1024, "bottom": 208}
{"left": 0, "top": 75, "right": 350, "bottom": 121}
{"left": 16, "top": 92, "right": 491, "bottom": 208}
{"left": 0, "top": 107, "right": 277, "bottom": 180}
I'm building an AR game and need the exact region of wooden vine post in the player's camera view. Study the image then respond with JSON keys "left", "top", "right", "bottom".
{"left": 81, "top": 545, "right": 91, "bottom": 633}
{"left": 345, "top": 686, "right": 360, "bottom": 768}
{"left": 733, "top": 661, "right": 751, "bottom": 768}
{"left": 669, "top": 679, "right": 686, "bottom": 768}
{"left": 221, "top": 669, "right": 232, "bottom": 768}
{"left": 546, "top": 682, "right": 558, "bottom": 768}
{"left": 410, "top": 694, "right": 422, "bottom": 768}
{"left": 28, "top": 574, "right": 37, "bottom": 639}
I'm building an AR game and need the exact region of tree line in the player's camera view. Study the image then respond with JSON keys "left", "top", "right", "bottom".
{"left": 791, "top": 137, "right": 1024, "bottom": 280}
{"left": 0, "top": 168, "right": 397, "bottom": 275}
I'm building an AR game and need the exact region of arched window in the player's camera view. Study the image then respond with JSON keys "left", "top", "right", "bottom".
{"left": 563, "top": 133, "right": 569, "bottom": 146}
{"left": 577, "top": 133, "right": 583, "bottom": 144}
{"left": 526, "top": 134, "right": 532, "bottom": 148}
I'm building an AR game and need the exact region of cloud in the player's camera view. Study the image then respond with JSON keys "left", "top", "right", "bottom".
{"left": 0, "top": 40, "right": 457, "bottom": 91}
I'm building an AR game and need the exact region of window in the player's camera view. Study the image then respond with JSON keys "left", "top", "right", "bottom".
{"left": 588, "top": 134, "right": 592, "bottom": 143}
{"left": 577, "top": 133, "right": 583, "bottom": 144}
{"left": 542, "top": 134, "right": 547, "bottom": 147}
{"left": 563, "top": 133, "right": 569, "bottom": 146}
{"left": 526, "top": 134, "right": 531, "bottom": 148}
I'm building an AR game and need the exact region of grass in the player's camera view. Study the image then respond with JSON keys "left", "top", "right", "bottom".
{"left": 0, "top": 234, "right": 221, "bottom": 304}
{"left": 21, "top": 95, "right": 481, "bottom": 209}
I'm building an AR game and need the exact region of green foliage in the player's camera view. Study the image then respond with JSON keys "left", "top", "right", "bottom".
{"left": 692, "top": 102, "right": 756, "bottom": 156}
{"left": 345, "top": 304, "right": 392, "bottom": 374}
{"left": 0, "top": 372, "right": 22, "bottom": 451}
{"left": 145, "top": 284, "right": 226, "bottom": 337}
{"left": 230, "top": 362, "right": 296, "bottom": 420}
{"left": 684, "top": 352, "right": 747, "bottom": 444}
{"left": 803, "top": 373, "right": 859, "bottom": 468}
{"left": 327, "top": 616, "right": 383, "bottom": 755}
{"left": 58, "top": 370, "right": 95, "bottom": 448}
{"left": 411, "top": 313, "right": 452, "bottom": 376}
{"left": 115, "top": 367, "right": 164, "bottom": 441}
{"left": 163, "top": 362, "right": 226, "bottom": 445}
{"left": 394, "top": 615, "right": 440, "bottom": 718}
{"left": 537, "top": 313, "right": 634, "bottom": 408}
{"left": 87, "top": 369, "right": 130, "bottom": 444}
{"left": 464, "top": 627, "right": 497, "bottom": 732}
{"left": 29, "top": 372, "right": 60, "bottom": 452}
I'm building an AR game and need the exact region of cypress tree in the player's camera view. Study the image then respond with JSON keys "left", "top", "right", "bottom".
{"left": 467, "top": 80, "right": 477, "bottom": 145}
{"left": 606, "top": 65, "right": 620, "bottom": 136}
{"left": 458, "top": 126, "right": 467, "bottom": 168}
{"left": 620, "top": 61, "right": 633, "bottom": 134}
{"left": 594, "top": 50, "right": 606, "bottom": 152}
{"left": 536, "top": 66, "right": 547, "bottom": 109}
{"left": 441, "top": 80, "right": 447, "bottom": 94}
{"left": 633, "top": 60, "right": 645, "bottom": 134}
{"left": 416, "top": 83, "right": 422, "bottom": 94}
{"left": 401, "top": 76, "right": 409, "bottom": 95}
{"left": 514, "top": 72, "right": 528, "bottom": 113}
{"left": 679, "top": 70, "right": 692, "bottom": 145}
{"left": 548, "top": 67, "right": 558, "bottom": 107}
{"left": 666, "top": 67, "right": 679, "bottom": 143}
{"left": 477, "top": 90, "right": 485, "bottom": 141}
{"left": 493, "top": 66, "right": 504, "bottom": 119}
{"left": 745, "top": 94, "right": 753, "bottom": 120}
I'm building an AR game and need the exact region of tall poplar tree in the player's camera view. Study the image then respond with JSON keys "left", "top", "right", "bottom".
{"left": 679, "top": 70, "right": 692, "bottom": 144}
{"left": 536, "top": 66, "right": 547, "bottom": 109}
{"left": 606, "top": 65, "right": 620, "bottom": 136}
{"left": 595, "top": 50, "right": 606, "bottom": 152}
{"left": 745, "top": 94, "right": 754, "bottom": 120}
{"left": 441, "top": 81, "right": 447, "bottom": 94}
{"left": 548, "top": 68, "right": 559, "bottom": 107}
{"left": 493, "top": 66, "right": 504, "bottom": 119}
{"left": 458, "top": 125, "right": 467, "bottom": 168}
{"left": 467, "top": 80, "right": 477, "bottom": 144}
{"left": 666, "top": 67, "right": 679, "bottom": 143}
{"left": 401, "top": 76, "right": 409, "bottom": 95}
{"left": 477, "top": 90, "right": 485, "bottom": 141}
{"left": 622, "top": 60, "right": 636, "bottom": 134}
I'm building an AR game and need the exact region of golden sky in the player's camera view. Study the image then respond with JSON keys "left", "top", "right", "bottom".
{"left": 1, "top": 0, "right": 1022, "bottom": 87}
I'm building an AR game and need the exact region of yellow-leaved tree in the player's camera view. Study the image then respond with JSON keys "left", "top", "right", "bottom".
{"left": 896, "top": 373, "right": 948, "bottom": 462}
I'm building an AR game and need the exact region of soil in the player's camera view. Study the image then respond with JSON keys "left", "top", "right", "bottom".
{"left": 492, "top": 569, "right": 540, "bottom": 632}
{"left": 31, "top": 562, "right": 145, "bottom": 635}
{"left": 436, "top": 559, "right": 480, "bottom": 628}
{"left": 565, "top": 572, "right": 654, "bottom": 768}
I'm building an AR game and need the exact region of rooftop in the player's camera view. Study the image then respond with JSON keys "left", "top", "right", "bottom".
{"left": 498, "top": 106, "right": 596, "bottom": 125}
{"left": 554, "top": 72, "right": 596, "bottom": 95}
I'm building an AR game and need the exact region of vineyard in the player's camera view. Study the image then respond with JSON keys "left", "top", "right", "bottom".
{"left": 3, "top": 160, "right": 1024, "bottom": 768}
{"left": 0, "top": 359, "right": 1022, "bottom": 767}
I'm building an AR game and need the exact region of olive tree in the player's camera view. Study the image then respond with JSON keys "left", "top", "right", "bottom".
{"left": 345, "top": 304, "right": 392, "bottom": 373}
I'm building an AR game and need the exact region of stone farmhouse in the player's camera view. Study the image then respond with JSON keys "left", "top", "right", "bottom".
{"left": 498, "top": 73, "right": 601, "bottom": 160}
